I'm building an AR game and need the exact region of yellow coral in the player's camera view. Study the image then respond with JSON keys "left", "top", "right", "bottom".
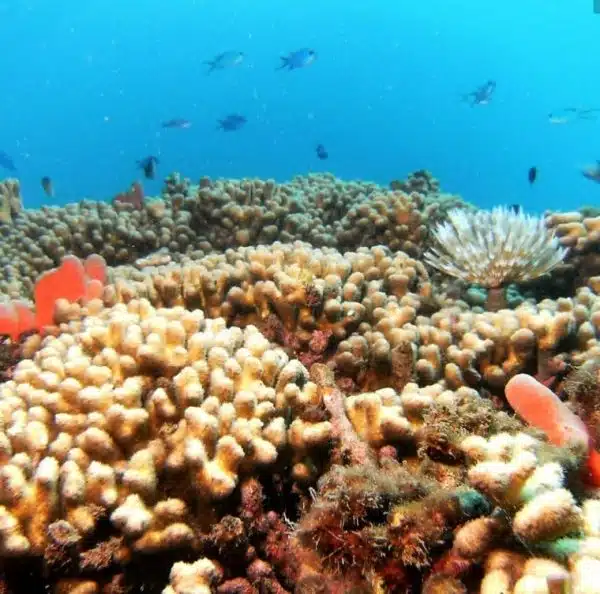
{"left": 0, "top": 299, "right": 331, "bottom": 554}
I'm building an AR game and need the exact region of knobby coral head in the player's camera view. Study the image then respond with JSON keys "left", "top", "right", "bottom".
{"left": 424, "top": 206, "right": 568, "bottom": 288}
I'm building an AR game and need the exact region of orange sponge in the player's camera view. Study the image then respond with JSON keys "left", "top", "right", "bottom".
{"left": 0, "top": 254, "right": 107, "bottom": 341}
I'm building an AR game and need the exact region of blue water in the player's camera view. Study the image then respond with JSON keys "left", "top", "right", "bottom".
{"left": 1, "top": 0, "right": 599, "bottom": 213}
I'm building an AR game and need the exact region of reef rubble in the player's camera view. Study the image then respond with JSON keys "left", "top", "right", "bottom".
{"left": 0, "top": 171, "right": 599, "bottom": 593}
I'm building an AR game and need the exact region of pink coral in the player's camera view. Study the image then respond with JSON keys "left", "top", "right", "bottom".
{"left": 308, "top": 329, "right": 332, "bottom": 355}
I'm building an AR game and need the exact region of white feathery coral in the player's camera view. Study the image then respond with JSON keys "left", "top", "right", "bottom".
{"left": 424, "top": 206, "right": 568, "bottom": 287}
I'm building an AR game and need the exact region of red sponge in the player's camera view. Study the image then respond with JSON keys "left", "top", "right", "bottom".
{"left": 0, "top": 301, "right": 35, "bottom": 341}
{"left": 0, "top": 254, "right": 107, "bottom": 341}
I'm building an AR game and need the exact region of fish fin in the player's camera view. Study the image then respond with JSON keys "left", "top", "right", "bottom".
{"left": 203, "top": 60, "right": 217, "bottom": 73}
{"left": 276, "top": 56, "right": 290, "bottom": 70}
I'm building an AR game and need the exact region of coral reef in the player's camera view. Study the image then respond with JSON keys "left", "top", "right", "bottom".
{"left": 0, "top": 179, "right": 21, "bottom": 225}
{"left": 0, "top": 301, "right": 333, "bottom": 548}
{"left": 0, "top": 170, "right": 599, "bottom": 593}
{"left": 102, "top": 242, "right": 600, "bottom": 397}
{"left": 545, "top": 209, "right": 600, "bottom": 291}
{"left": 0, "top": 172, "right": 462, "bottom": 301}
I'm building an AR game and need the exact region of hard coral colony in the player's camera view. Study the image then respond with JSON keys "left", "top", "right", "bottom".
{"left": 0, "top": 171, "right": 599, "bottom": 593}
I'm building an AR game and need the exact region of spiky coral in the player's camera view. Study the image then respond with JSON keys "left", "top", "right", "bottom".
{"left": 293, "top": 459, "right": 492, "bottom": 591}
{"left": 293, "top": 462, "right": 425, "bottom": 587}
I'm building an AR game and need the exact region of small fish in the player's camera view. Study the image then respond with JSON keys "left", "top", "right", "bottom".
{"left": 548, "top": 107, "right": 600, "bottom": 124}
{"left": 162, "top": 118, "right": 192, "bottom": 129}
{"left": 316, "top": 144, "right": 328, "bottom": 160}
{"left": 217, "top": 114, "right": 247, "bottom": 131}
{"left": 548, "top": 112, "right": 571, "bottom": 125}
{"left": 462, "top": 80, "right": 496, "bottom": 106}
{"left": 576, "top": 107, "right": 600, "bottom": 120}
{"left": 41, "top": 176, "right": 54, "bottom": 197}
{"left": 528, "top": 166, "right": 537, "bottom": 185}
{"left": 509, "top": 204, "right": 521, "bottom": 214}
{"left": 204, "top": 51, "right": 244, "bottom": 73}
{"left": 582, "top": 161, "right": 600, "bottom": 184}
{"left": 0, "top": 150, "right": 16, "bottom": 172}
{"left": 137, "top": 156, "right": 159, "bottom": 180}
{"left": 277, "top": 48, "right": 317, "bottom": 71}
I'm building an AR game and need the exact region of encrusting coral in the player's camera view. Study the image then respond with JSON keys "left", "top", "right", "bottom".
{"left": 1, "top": 170, "right": 600, "bottom": 593}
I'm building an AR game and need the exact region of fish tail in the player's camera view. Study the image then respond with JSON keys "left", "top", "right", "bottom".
{"left": 276, "top": 56, "right": 289, "bottom": 70}
{"left": 204, "top": 60, "right": 216, "bottom": 74}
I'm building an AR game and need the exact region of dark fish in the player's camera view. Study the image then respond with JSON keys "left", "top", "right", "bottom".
{"left": 277, "top": 48, "right": 317, "bottom": 71}
{"left": 509, "top": 204, "right": 521, "bottom": 214}
{"left": 528, "top": 166, "right": 537, "bottom": 185}
{"left": 162, "top": 118, "right": 192, "bottom": 129}
{"left": 0, "top": 150, "right": 16, "bottom": 172}
{"left": 462, "top": 80, "right": 496, "bottom": 106}
{"left": 137, "top": 156, "right": 159, "bottom": 180}
{"left": 582, "top": 161, "right": 600, "bottom": 184}
{"left": 316, "top": 144, "right": 328, "bottom": 160}
{"left": 204, "top": 51, "right": 244, "bottom": 73}
{"left": 41, "top": 176, "right": 54, "bottom": 197}
{"left": 217, "top": 114, "right": 247, "bottom": 131}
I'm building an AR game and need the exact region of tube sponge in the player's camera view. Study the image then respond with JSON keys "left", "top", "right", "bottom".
{"left": 505, "top": 373, "right": 600, "bottom": 486}
{"left": 505, "top": 374, "right": 588, "bottom": 450}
